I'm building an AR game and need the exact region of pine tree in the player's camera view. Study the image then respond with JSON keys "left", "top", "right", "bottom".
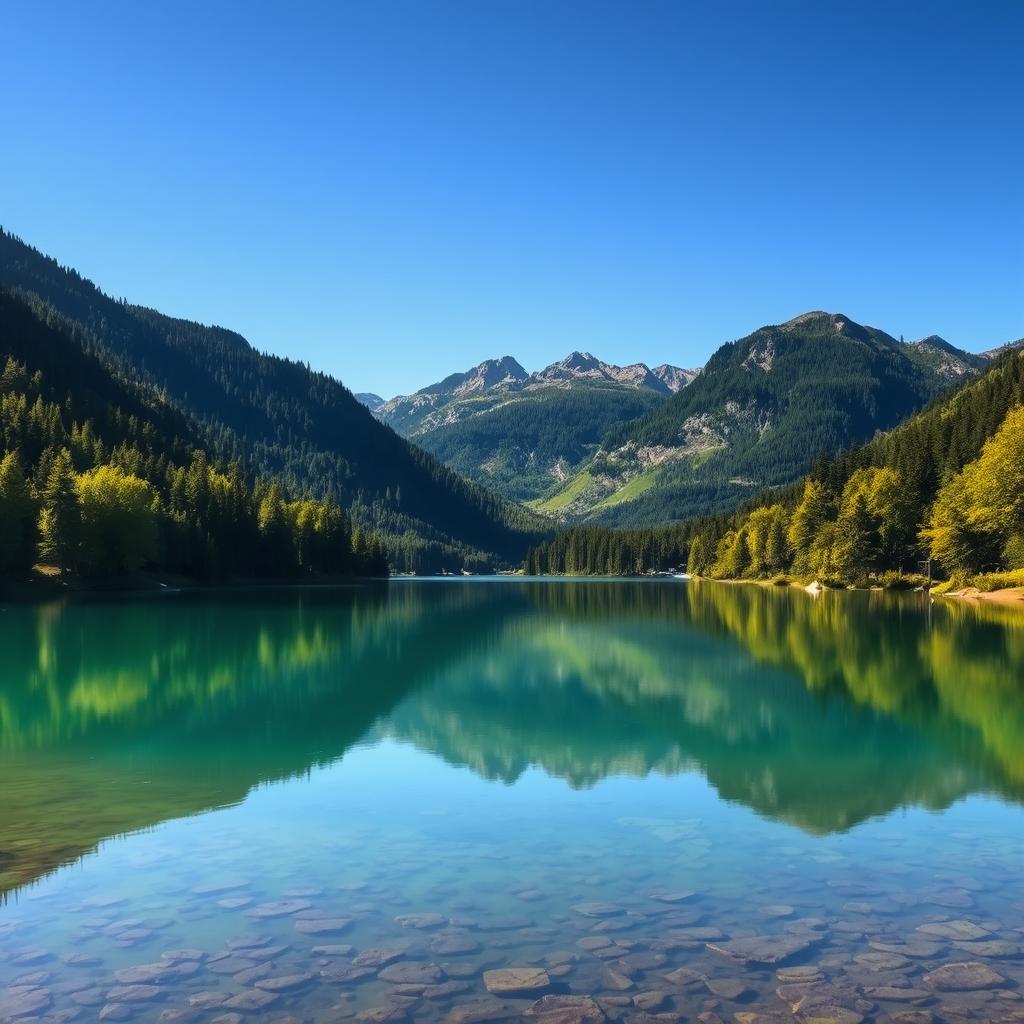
{"left": 0, "top": 452, "right": 36, "bottom": 572}
{"left": 38, "top": 448, "right": 80, "bottom": 572}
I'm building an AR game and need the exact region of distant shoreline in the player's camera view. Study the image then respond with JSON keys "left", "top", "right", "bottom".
{"left": 0, "top": 569, "right": 389, "bottom": 602}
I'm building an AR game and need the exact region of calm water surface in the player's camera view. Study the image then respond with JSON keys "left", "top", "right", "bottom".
{"left": 1, "top": 580, "right": 1023, "bottom": 1024}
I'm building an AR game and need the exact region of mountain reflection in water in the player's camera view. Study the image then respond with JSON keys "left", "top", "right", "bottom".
{"left": 1, "top": 579, "right": 1022, "bottom": 896}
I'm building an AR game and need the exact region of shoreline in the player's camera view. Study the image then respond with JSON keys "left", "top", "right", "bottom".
{"left": 0, "top": 570, "right": 390, "bottom": 603}
{"left": 936, "top": 585, "right": 1024, "bottom": 606}
{"left": 690, "top": 574, "right": 1024, "bottom": 608}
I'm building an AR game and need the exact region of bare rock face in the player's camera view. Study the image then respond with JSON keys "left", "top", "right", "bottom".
{"left": 482, "top": 968, "right": 551, "bottom": 996}
{"left": 922, "top": 961, "right": 1007, "bottom": 991}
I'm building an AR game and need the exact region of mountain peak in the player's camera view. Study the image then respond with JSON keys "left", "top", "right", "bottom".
{"left": 453, "top": 355, "right": 528, "bottom": 395}
{"left": 778, "top": 311, "right": 856, "bottom": 334}
{"left": 909, "top": 334, "right": 960, "bottom": 354}
{"left": 356, "top": 392, "right": 385, "bottom": 412}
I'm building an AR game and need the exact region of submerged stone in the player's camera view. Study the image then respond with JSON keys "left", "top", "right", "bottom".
{"left": 868, "top": 938, "right": 944, "bottom": 959}
{"left": 353, "top": 949, "right": 406, "bottom": 968}
{"left": 483, "top": 968, "right": 551, "bottom": 995}
{"left": 431, "top": 933, "right": 481, "bottom": 956}
{"left": 601, "top": 967, "right": 634, "bottom": 991}
{"left": 648, "top": 892, "right": 694, "bottom": 905}
{"left": 355, "top": 1007, "right": 410, "bottom": 1024}
{"left": 916, "top": 920, "right": 990, "bottom": 941}
{"left": 922, "top": 961, "right": 1006, "bottom": 991}
{"left": 446, "top": 998, "right": 519, "bottom": 1023}
{"left": 294, "top": 917, "right": 352, "bottom": 935}
{"left": 222, "top": 990, "right": 280, "bottom": 1012}
{"left": 0, "top": 987, "right": 53, "bottom": 1018}
{"left": 186, "top": 993, "right": 229, "bottom": 1010}
{"left": 232, "top": 961, "right": 274, "bottom": 985}
{"left": 703, "top": 977, "right": 752, "bottom": 1000}
{"left": 864, "top": 985, "right": 931, "bottom": 1002}
{"left": 632, "top": 991, "right": 668, "bottom": 1010}
{"left": 320, "top": 963, "right": 377, "bottom": 984}
{"left": 853, "top": 951, "right": 908, "bottom": 971}
{"left": 378, "top": 962, "right": 445, "bottom": 986}
{"left": 98, "top": 1004, "right": 133, "bottom": 1022}
{"left": 952, "top": 939, "right": 1024, "bottom": 958}
{"left": 707, "top": 934, "right": 817, "bottom": 965}
{"left": 394, "top": 913, "right": 447, "bottom": 930}
{"left": 524, "top": 994, "right": 606, "bottom": 1024}
{"left": 572, "top": 904, "right": 624, "bottom": 919}
{"left": 254, "top": 973, "right": 316, "bottom": 992}
{"left": 245, "top": 900, "right": 312, "bottom": 919}
{"left": 105, "top": 986, "right": 164, "bottom": 1003}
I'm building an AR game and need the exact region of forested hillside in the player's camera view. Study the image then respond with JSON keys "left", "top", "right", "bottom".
{"left": 376, "top": 353, "right": 696, "bottom": 503}
{"left": 0, "top": 229, "right": 547, "bottom": 573}
{"left": 0, "top": 289, "right": 387, "bottom": 580}
{"left": 527, "top": 345, "right": 1024, "bottom": 588}
{"left": 537, "top": 312, "right": 984, "bottom": 526}
{"left": 409, "top": 385, "right": 666, "bottom": 502}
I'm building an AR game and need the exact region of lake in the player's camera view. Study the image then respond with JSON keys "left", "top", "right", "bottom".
{"left": 1, "top": 579, "right": 1022, "bottom": 1024}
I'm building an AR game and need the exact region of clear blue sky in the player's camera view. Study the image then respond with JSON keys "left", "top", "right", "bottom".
{"left": 3, "top": 1, "right": 1021, "bottom": 397}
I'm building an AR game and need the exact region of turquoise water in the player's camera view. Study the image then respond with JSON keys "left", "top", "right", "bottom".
{"left": 1, "top": 580, "right": 1022, "bottom": 1024}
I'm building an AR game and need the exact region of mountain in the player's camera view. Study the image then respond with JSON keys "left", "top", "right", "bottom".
{"left": 0, "top": 288, "right": 391, "bottom": 579}
{"left": 904, "top": 334, "right": 987, "bottom": 381}
{"left": 375, "top": 352, "right": 699, "bottom": 503}
{"left": 533, "top": 311, "right": 984, "bottom": 527}
{"left": 981, "top": 337, "right": 1024, "bottom": 360}
{"left": 528, "top": 340, "right": 1024, "bottom": 584}
{"left": 0, "top": 228, "right": 547, "bottom": 573}
{"left": 356, "top": 392, "right": 385, "bottom": 412}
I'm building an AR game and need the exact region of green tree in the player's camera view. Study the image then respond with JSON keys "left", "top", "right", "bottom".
{"left": 687, "top": 533, "right": 710, "bottom": 575}
{"left": 787, "top": 480, "right": 832, "bottom": 574}
{"left": 745, "top": 504, "right": 790, "bottom": 576}
{"left": 833, "top": 491, "right": 876, "bottom": 583}
{"left": 921, "top": 405, "right": 1024, "bottom": 575}
{"left": 38, "top": 448, "right": 80, "bottom": 573}
{"left": 0, "top": 452, "right": 36, "bottom": 572}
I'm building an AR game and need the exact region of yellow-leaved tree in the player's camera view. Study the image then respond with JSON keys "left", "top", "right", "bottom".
{"left": 76, "top": 465, "right": 158, "bottom": 574}
{"left": 922, "top": 405, "right": 1024, "bottom": 574}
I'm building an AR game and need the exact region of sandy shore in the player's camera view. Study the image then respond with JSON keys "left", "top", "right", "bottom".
{"left": 938, "top": 586, "right": 1024, "bottom": 606}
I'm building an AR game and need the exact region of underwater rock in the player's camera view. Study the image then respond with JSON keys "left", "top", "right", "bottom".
{"left": 482, "top": 968, "right": 551, "bottom": 995}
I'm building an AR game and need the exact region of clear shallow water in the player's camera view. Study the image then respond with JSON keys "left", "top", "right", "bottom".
{"left": 1, "top": 579, "right": 1023, "bottom": 1024}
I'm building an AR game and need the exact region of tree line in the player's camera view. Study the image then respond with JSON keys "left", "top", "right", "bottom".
{"left": 0, "top": 228, "right": 547, "bottom": 572}
{"left": 0, "top": 293, "right": 387, "bottom": 581}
